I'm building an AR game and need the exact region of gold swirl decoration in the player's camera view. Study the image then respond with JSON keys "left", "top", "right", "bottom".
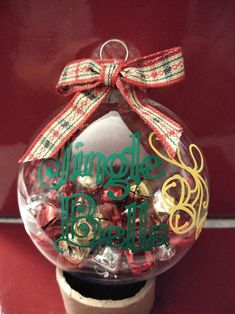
{"left": 149, "top": 133, "right": 209, "bottom": 239}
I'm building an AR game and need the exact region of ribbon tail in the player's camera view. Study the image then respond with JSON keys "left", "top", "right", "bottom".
{"left": 119, "top": 85, "right": 183, "bottom": 158}
{"left": 19, "top": 86, "right": 110, "bottom": 163}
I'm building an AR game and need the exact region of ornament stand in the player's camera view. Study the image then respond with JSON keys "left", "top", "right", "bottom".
{"left": 56, "top": 268, "right": 156, "bottom": 314}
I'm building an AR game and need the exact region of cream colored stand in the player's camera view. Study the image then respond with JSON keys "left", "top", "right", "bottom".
{"left": 56, "top": 268, "right": 155, "bottom": 314}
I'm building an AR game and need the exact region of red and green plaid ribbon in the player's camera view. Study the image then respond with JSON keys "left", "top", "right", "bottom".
{"left": 19, "top": 47, "right": 185, "bottom": 163}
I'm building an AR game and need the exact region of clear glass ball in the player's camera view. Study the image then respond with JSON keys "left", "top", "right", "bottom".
{"left": 18, "top": 95, "right": 209, "bottom": 284}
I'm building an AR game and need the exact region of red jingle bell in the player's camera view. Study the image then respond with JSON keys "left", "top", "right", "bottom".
{"left": 125, "top": 249, "right": 155, "bottom": 275}
{"left": 101, "top": 186, "right": 124, "bottom": 203}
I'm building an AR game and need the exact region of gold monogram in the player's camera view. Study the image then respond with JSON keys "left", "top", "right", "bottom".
{"left": 149, "top": 133, "right": 209, "bottom": 239}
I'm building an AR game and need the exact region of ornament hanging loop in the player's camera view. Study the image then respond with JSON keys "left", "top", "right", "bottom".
{"left": 100, "top": 39, "right": 129, "bottom": 61}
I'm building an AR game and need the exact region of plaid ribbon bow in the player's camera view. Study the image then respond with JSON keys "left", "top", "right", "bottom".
{"left": 20, "top": 46, "right": 184, "bottom": 163}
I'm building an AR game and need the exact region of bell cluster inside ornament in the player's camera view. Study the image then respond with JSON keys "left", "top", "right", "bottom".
{"left": 18, "top": 94, "right": 209, "bottom": 284}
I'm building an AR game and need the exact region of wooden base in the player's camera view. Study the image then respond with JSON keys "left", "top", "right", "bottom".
{"left": 56, "top": 268, "right": 156, "bottom": 314}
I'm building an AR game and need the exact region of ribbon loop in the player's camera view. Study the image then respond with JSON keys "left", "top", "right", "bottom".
{"left": 19, "top": 46, "right": 185, "bottom": 163}
{"left": 120, "top": 47, "right": 184, "bottom": 88}
{"left": 57, "top": 60, "right": 102, "bottom": 95}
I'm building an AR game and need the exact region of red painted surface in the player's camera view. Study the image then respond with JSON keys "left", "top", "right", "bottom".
{"left": 0, "top": 0, "right": 235, "bottom": 217}
{"left": 0, "top": 224, "right": 65, "bottom": 314}
{"left": 0, "top": 224, "right": 234, "bottom": 313}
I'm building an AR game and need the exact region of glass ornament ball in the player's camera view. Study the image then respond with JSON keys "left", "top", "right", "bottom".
{"left": 18, "top": 95, "right": 209, "bottom": 284}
